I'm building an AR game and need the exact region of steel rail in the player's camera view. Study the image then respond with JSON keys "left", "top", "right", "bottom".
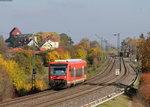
{"left": 0, "top": 59, "right": 114, "bottom": 107}
{"left": 29, "top": 58, "right": 128, "bottom": 107}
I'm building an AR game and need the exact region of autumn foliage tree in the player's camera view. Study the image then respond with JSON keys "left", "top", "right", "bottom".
{"left": 59, "top": 33, "right": 74, "bottom": 46}
{"left": 90, "top": 40, "right": 101, "bottom": 49}
{"left": 56, "top": 48, "right": 71, "bottom": 59}
{"left": 11, "top": 52, "right": 33, "bottom": 74}
{"left": 0, "top": 35, "right": 7, "bottom": 54}
{"left": 45, "top": 47, "right": 71, "bottom": 63}
{"left": 137, "top": 73, "right": 150, "bottom": 106}
{"left": 73, "top": 48, "right": 87, "bottom": 60}
{"left": 0, "top": 64, "right": 13, "bottom": 101}
{"left": 87, "top": 47, "right": 101, "bottom": 65}
{"left": 133, "top": 34, "right": 150, "bottom": 107}
{"left": 35, "top": 32, "right": 60, "bottom": 43}
{"left": 140, "top": 36, "right": 150, "bottom": 72}
{"left": 0, "top": 54, "right": 26, "bottom": 92}
{"left": 78, "top": 38, "right": 90, "bottom": 50}
{"left": 46, "top": 51, "right": 60, "bottom": 63}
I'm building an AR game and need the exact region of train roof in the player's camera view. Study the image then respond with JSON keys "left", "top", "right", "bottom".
{"left": 55, "top": 59, "right": 82, "bottom": 62}
{"left": 49, "top": 59, "right": 86, "bottom": 65}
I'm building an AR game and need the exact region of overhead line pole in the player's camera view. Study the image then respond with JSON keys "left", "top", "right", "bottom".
{"left": 113, "top": 33, "right": 120, "bottom": 56}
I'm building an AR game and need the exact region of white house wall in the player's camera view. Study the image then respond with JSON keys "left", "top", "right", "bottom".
{"left": 40, "top": 40, "right": 59, "bottom": 50}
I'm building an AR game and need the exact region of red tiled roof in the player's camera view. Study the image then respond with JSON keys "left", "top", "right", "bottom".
{"left": 7, "top": 48, "right": 23, "bottom": 53}
{"left": 40, "top": 48, "right": 47, "bottom": 51}
{"left": 10, "top": 27, "right": 22, "bottom": 36}
{"left": 7, "top": 48, "right": 42, "bottom": 54}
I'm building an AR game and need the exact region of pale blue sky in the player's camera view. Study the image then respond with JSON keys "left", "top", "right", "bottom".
{"left": 0, "top": 0, "right": 150, "bottom": 45}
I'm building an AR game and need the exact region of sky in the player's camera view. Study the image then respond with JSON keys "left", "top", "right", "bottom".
{"left": 0, "top": 0, "right": 150, "bottom": 46}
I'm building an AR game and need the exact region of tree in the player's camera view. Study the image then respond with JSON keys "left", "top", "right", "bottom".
{"left": 12, "top": 52, "right": 33, "bottom": 74}
{"left": 8, "top": 36, "right": 18, "bottom": 47}
{"left": 140, "top": 33, "right": 145, "bottom": 39}
{"left": 78, "top": 38, "right": 90, "bottom": 50}
{"left": 59, "top": 33, "right": 74, "bottom": 46}
{"left": 34, "top": 55, "right": 44, "bottom": 74}
{"left": 92, "top": 57, "right": 99, "bottom": 68}
{"left": 0, "top": 54, "right": 26, "bottom": 91}
{"left": 141, "top": 37, "right": 150, "bottom": 72}
{"left": 0, "top": 35, "right": 7, "bottom": 54}
{"left": 138, "top": 73, "right": 150, "bottom": 106}
{"left": 36, "top": 32, "right": 60, "bottom": 43}
{"left": 90, "top": 40, "right": 101, "bottom": 49}
{"left": 73, "top": 48, "right": 87, "bottom": 60}
{"left": 46, "top": 51, "right": 60, "bottom": 63}
{"left": 0, "top": 64, "right": 13, "bottom": 100}
{"left": 87, "top": 48, "right": 101, "bottom": 65}
{"left": 56, "top": 48, "right": 71, "bottom": 59}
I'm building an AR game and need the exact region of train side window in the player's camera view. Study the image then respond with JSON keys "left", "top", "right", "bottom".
{"left": 84, "top": 67, "right": 87, "bottom": 74}
{"left": 76, "top": 68, "right": 82, "bottom": 77}
{"left": 70, "top": 69, "right": 74, "bottom": 77}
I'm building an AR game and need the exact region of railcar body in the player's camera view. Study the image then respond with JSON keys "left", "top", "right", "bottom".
{"left": 49, "top": 59, "right": 87, "bottom": 89}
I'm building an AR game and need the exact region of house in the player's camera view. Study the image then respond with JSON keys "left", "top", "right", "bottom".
{"left": 14, "top": 34, "right": 38, "bottom": 48}
{"left": 6, "top": 27, "right": 22, "bottom": 45}
{"left": 39, "top": 39, "right": 59, "bottom": 50}
{"left": 10, "top": 27, "right": 22, "bottom": 36}
{"left": 6, "top": 27, "right": 59, "bottom": 50}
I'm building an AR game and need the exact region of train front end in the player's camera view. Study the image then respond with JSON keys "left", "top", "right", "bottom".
{"left": 49, "top": 62, "right": 68, "bottom": 89}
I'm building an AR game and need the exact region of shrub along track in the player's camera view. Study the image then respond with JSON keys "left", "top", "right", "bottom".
{"left": 0, "top": 58, "right": 136, "bottom": 107}
{"left": 31, "top": 57, "right": 130, "bottom": 107}
{"left": 0, "top": 58, "right": 114, "bottom": 107}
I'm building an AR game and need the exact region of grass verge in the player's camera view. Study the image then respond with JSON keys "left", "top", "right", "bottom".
{"left": 87, "top": 59, "right": 109, "bottom": 79}
{"left": 97, "top": 94, "right": 132, "bottom": 107}
{"left": 97, "top": 58, "right": 139, "bottom": 107}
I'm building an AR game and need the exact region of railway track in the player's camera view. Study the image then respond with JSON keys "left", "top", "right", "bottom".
{"left": 0, "top": 59, "right": 113, "bottom": 106}
{"left": 32, "top": 57, "right": 130, "bottom": 107}
{"left": 0, "top": 57, "right": 136, "bottom": 107}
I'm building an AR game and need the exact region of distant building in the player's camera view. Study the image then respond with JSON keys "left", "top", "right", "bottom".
{"left": 10, "top": 27, "right": 22, "bottom": 36}
{"left": 12, "top": 34, "right": 38, "bottom": 48}
{"left": 121, "top": 38, "right": 137, "bottom": 58}
{"left": 6, "top": 27, "right": 22, "bottom": 45}
{"left": 6, "top": 27, "right": 59, "bottom": 50}
{"left": 39, "top": 39, "right": 59, "bottom": 50}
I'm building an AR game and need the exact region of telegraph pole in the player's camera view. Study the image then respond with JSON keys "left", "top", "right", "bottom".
{"left": 31, "top": 33, "right": 36, "bottom": 92}
{"left": 94, "top": 34, "right": 105, "bottom": 62}
{"left": 114, "top": 33, "right": 121, "bottom": 76}
{"left": 94, "top": 34, "right": 103, "bottom": 49}
{"left": 113, "top": 33, "right": 120, "bottom": 56}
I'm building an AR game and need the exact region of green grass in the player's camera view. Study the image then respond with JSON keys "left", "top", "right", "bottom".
{"left": 87, "top": 59, "right": 109, "bottom": 78}
{"left": 97, "top": 95, "right": 132, "bottom": 107}
{"left": 133, "top": 76, "right": 139, "bottom": 89}
{"left": 97, "top": 62, "right": 140, "bottom": 107}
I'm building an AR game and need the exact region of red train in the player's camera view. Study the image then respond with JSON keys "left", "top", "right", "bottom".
{"left": 49, "top": 59, "right": 87, "bottom": 89}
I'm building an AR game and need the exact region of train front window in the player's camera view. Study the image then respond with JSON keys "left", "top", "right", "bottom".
{"left": 51, "top": 68, "right": 66, "bottom": 76}
{"left": 50, "top": 64, "right": 67, "bottom": 76}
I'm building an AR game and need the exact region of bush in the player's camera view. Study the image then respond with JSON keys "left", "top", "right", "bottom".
{"left": 138, "top": 73, "right": 150, "bottom": 106}
{"left": 0, "top": 54, "right": 27, "bottom": 94}
{"left": 0, "top": 65, "right": 14, "bottom": 101}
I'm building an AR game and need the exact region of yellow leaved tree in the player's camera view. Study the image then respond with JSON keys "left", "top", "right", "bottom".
{"left": 46, "top": 51, "right": 60, "bottom": 63}
{"left": 0, "top": 55, "right": 26, "bottom": 91}
{"left": 56, "top": 48, "right": 71, "bottom": 59}
{"left": 74, "top": 48, "right": 87, "bottom": 60}
{"left": 87, "top": 47, "right": 102, "bottom": 65}
{"left": 36, "top": 32, "right": 60, "bottom": 43}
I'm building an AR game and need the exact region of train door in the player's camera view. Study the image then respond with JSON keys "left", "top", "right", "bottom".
{"left": 82, "top": 66, "right": 84, "bottom": 78}
{"left": 73, "top": 67, "right": 76, "bottom": 85}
